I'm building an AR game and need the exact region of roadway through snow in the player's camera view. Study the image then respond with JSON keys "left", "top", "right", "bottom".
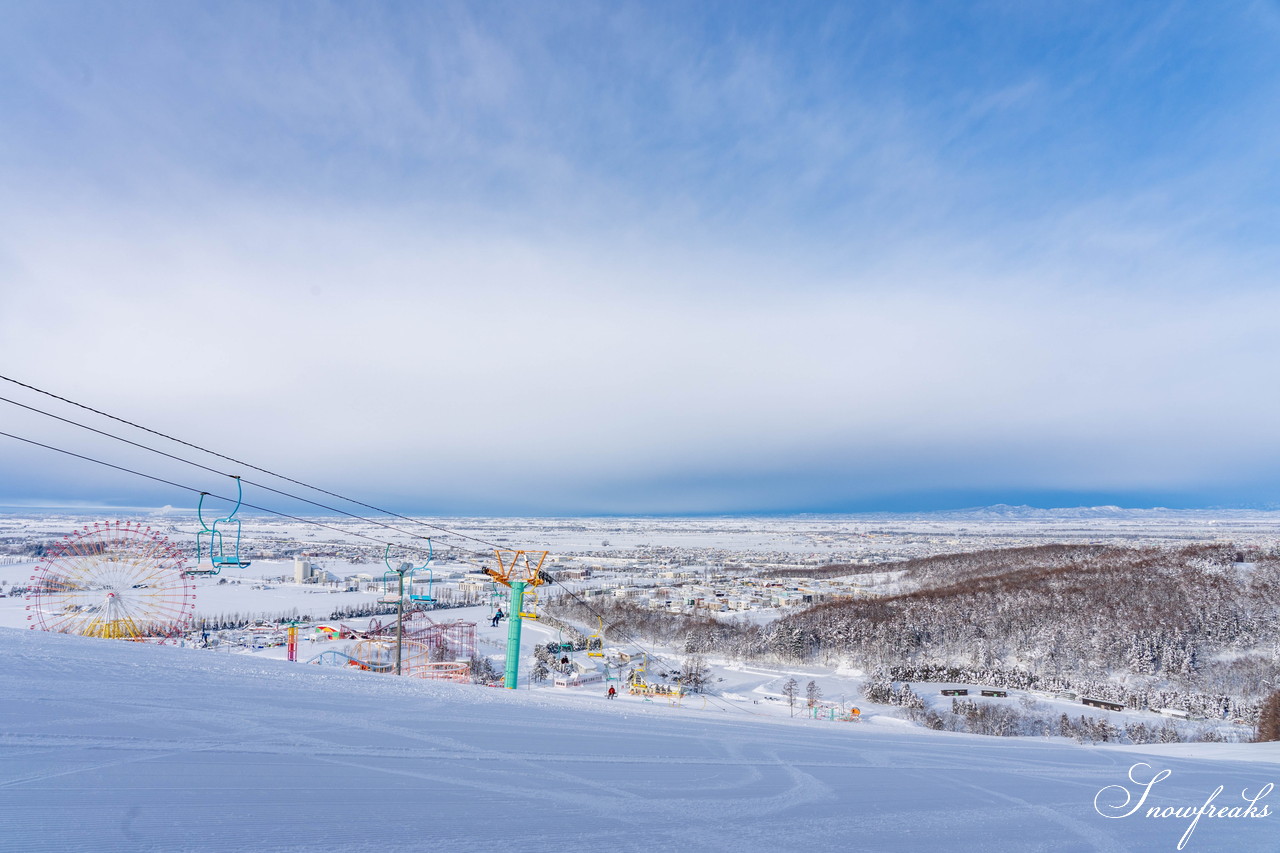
{"left": 3, "top": 628, "right": 1279, "bottom": 852}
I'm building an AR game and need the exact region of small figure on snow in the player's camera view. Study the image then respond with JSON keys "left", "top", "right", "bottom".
{"left": 491, "top": 608, "right": 504, "bottom": 628}
{"left": 607, "top": 685, "right": 617, "bottom": 700}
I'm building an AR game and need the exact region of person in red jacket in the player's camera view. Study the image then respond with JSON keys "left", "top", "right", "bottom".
{"left": 607, "top": 685, "right": 617, "bottom": 700}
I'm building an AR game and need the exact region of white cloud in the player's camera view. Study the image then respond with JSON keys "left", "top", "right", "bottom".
{"left": 2, "top": 2, "right": 1278, "bottom": 511}
{"left": 2, "top": 188, "right": 1278, "bottom": 511}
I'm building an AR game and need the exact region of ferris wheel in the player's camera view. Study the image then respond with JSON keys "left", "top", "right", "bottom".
{"left": 26, "top": 520, "right": 195, "bottom": 640}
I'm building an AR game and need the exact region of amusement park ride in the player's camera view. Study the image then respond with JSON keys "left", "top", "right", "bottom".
{"left": 25, "top": 520, "right": 195, "bottom": 640}
{"left": 23, "top": 472, "right": 569, "bottom": 692}
{"left": 24, "top": 475, "right": 252, "bottom": 641}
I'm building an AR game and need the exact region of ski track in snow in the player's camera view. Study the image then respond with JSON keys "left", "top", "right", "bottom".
{"left": 4, "top": 628, "right": 1280, "bottom": 852}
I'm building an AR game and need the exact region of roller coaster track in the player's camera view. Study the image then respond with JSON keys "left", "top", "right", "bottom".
{"left": 304, "top": 650, "right": 391, "bottom": 672}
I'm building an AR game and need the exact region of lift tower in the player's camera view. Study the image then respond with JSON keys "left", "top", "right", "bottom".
{"left": 485, "top": 550, "right": 550, "bottom": 689}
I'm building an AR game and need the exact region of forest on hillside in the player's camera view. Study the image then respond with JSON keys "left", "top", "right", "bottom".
{"left": 551, "top": 544, "right": 1280, "bottom": 719}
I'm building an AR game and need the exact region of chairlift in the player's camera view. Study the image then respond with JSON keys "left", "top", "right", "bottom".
{"left": 380, "top": 541, "right": 436, "bottom": 604}
{"left": 488, "top": 582, "right": 506, "bottom": 617}
{"left": 407, "top": 540, "right": 434, "bottom": 603}
{"left": 377, "top": 569, "right": 402, "bottom": 604}
{"left": 586, "top": 616, "right": 605, "bottom": 657}
{"left": 518, "top": 586, "right": 540, "bottom": 620}
{"left": 555, "top": 628, "right": 575, "bottom": 658}
{"left": 191, "top": 475, "right": 252, "bottom": 575}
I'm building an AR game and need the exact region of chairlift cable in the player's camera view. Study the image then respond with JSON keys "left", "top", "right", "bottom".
{"left": 0, "top": 425, "right": 757, "bottom": 712}
{"left": 0, "top": 374, "right": 502, "bottom": 550}
{"left": 0, "top": 391, "right": 481, "bottom": 557}
{"left": 0, "top": 428, "right": 438, "bottom": 556}
{"left": 0, "top": 383, "right": 769, "bottom": 715}
{"left": 0, "top": 427, "right": 513, "bottom": 582}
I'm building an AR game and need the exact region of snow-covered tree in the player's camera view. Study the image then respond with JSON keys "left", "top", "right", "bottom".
{"left": 782, "top": 677, "right": 799, "bottom": 715}
{"left": 678, "top": 654, "right": 711, "bottom": 693}
{"left": 530, "top": 661, "right": 550, "bottom": 684}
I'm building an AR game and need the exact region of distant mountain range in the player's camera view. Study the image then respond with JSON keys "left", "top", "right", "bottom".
{"left": 5, "top": 502, "right": 1280, "bottom": 522}
{"left": 919, "top": 504, "right": 1280, "bottom": 520}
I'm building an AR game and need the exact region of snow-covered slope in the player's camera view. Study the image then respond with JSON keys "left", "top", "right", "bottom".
{"left": 3, "top": 628, "right": 1279, "bottom": 853}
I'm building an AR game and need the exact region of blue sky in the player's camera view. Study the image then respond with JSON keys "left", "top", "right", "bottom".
{"left": 1, "top": 1, "right": 1279, "bottom": 514}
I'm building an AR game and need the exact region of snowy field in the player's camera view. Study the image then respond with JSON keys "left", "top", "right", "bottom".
{"left": 6, "top": 510, "right": 1280, "bottom": 850}
{"left": 7, "top": 506, "right": 1280, "bottom": 570}
{"left": 4, "top": 627, "right": 1280, "bottom": 853}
